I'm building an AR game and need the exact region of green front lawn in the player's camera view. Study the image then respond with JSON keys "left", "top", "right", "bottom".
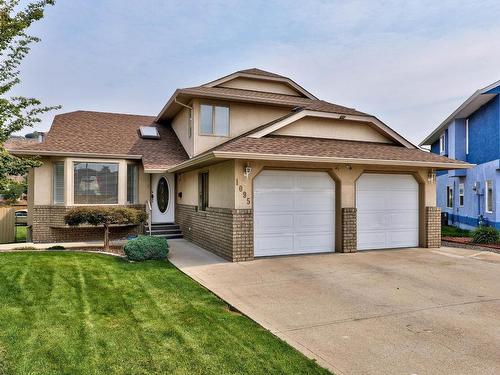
{"left": 441, "top": 225, "right": 471, "bottom": 237}
{"left": 15, "top": 226, "right": 27, "bottom": 242}
{"left": 0, "top": 252, "right": 330, "bottom": 375}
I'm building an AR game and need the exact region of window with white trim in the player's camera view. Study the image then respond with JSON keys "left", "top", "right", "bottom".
{"left": 459, "top": 183, "right": 464, "bottom": 207}
{"left": 465, "top": 118, "right": 469, "bottom": 155}
{"left": 439, "top": 133, "right": 446, "bottom": 154}
{"left": 485, "top": 180, "right": 493, "bottom": 213}
{"left": 53, "top": 162, "right": 65, "bottom": 204}
{"left": 200, "top": 104, "right": 229, "bottom": 136}
{"left": 127, "top": 164, "right": 138, "bottom": 204}
{"left": 446, "top": 186, "right": 453, "bottom": 208}
{"left": 73, "top": 162, "right": 118, "bottom": 204}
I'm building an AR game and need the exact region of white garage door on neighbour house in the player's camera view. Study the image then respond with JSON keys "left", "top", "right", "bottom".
{"left": 254, "top": 170, "right": 335, "bottom": 257}
{"left": 356, "top": 173, "right": 419, "bottom": 251}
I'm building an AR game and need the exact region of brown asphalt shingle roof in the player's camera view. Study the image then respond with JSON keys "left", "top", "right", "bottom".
{"left": 8, "top": 111, "right": 188, "bottom": 170}
{"left": 178, "top": 86, "right": 367, "bottom": 116}
{"left": 212, "top": 135, "right": 467, "bottom": 165}
{"left": 236, "top": 68, "right": 286, "bottom": 78}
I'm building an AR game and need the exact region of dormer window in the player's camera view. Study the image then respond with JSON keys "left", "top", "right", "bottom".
{"left": 439, "top": 133, "right": 446, "bottom": 154}
{"left": 200, "top": 104, "right": 229, "bottom": 136}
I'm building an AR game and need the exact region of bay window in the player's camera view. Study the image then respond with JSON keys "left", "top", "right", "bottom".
{"left": 73, "top": 162, "right": 118, "bottom": 204}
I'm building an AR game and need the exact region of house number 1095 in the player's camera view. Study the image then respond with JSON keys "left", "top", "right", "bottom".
{"left": 235, "top": 178, "right": 251, "bottom": 205}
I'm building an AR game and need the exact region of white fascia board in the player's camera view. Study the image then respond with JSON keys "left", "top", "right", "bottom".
{"left": 211, "top": 151, "right": 473, "bottom": 169}
{"left": 8, "top": 149, "right": 142, "bottom": 159}
{"left": 420, "top": 79, "right": 500, "bottom": 146}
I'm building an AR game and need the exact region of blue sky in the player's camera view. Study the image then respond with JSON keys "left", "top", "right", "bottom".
{"left": 13, "top": 0, "right": 500, "bottom": 143}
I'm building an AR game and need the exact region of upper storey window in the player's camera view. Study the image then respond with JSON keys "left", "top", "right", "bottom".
{"left": 439, "top": 133, "right": 446, "bottom": 154}
{"left": 200, "top": 104, "right": 230, "bottom": 136}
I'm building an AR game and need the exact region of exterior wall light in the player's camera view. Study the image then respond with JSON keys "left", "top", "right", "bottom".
{"left": 427, "top": 170, "right": 436, "bottom": 183}
{"left": 244, "top": 164, "right": 252, "bottom": 178}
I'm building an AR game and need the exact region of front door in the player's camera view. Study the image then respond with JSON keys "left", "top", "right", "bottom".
{"left": 151, "top": 173, "right": 175, "bottom": 223}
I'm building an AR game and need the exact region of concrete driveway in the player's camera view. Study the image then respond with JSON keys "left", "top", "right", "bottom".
{"left": 169, "top": 240, "right": 500, "bottom": 375}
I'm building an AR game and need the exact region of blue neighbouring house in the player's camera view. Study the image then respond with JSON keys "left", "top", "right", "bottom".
{"left": 421, "top": 80, "right": 500, "bottom": 229}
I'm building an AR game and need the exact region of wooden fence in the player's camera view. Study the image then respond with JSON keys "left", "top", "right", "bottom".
{"left": 0, "top": 207, "right": 16, "bottom": 244}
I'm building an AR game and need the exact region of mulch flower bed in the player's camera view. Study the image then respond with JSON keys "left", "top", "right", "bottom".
{"left": 442, "top": 237, "right": 500, "bottom": 254}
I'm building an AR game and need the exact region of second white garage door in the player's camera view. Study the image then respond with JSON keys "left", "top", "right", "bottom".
{"left": 356, "top": 173, "right": 419, "bottom": 250}
{"left": 254, "top": 170, "right": 335, "bottom": 257}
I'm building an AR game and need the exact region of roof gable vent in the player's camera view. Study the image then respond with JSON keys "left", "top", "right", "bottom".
{"left": 139, "top": 126, "right": 160, "bottom": 139}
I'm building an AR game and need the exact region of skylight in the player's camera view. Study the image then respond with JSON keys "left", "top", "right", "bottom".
{"left": 139, "top": 126, "right": 160, "bottom": 139}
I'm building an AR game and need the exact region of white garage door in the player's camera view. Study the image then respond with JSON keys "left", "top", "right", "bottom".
{"left": 254, "top": 170, "right": 335, "bottom": 257}
{"left": 356, "top": 173, "right": 419, "bottom": 250}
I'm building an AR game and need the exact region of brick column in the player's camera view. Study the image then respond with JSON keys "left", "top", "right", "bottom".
{"left": 425, "top": 206, "right": 441, "bottom": 248}
{"left": 341, "top": 208, "right": 357, "bottom": 252}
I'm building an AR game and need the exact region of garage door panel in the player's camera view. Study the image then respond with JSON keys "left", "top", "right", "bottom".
{"left": 357, "top": 212, "right": 387, "bottom": 229}
{"left": 357, "top": 231, "right": 386, "bottom": 249}
{"left": 254, "top": 170, "right": 335, "bottom": 257}
{"left": 256, "top": 172, "right": 294, "bottom": 189}
{"left": 294, "top": 233, "right": 335, "bottom": 253}
{"left": 294, "top": 212, "right": 334, "bottom": 233}
{"left": 255, "top": 234, "right": 294, "bottom": 255}
{"left": 254, "top": 191, "right": 294, "bottom": 212}
{"left": 356, "top": 173, "right": 418, "bottom": 251}
{"left": 294, "top": 191, "right": 335, "bottom": 211}
{"left": 255, "top": 213, "right": 293, "bottom": 234}
{"left": 295, "top": 174, "right": 335, "bottom": 190}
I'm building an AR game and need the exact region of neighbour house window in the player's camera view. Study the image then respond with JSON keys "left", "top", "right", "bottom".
{"left": 198, "top": 172, "right": 209, "bottom": 211}
{"left": 73, "top": 162, "right": 118, "bottom": 204}
{"left": 446, "top": 186, "right": 453, "bottom": 208}
{"left": 188, "top": 108, "right": 193, "bottom": 138}
{"left": 53, "top": 162, "right": 65, "bottom": 204}
{"left": 200, "top": 104, "right": 230, "bottom": 136}
{"left": 465, "top": 118, "right": 469, "bottom": 155}
{"left": 439, "top": 133, "right": 446, "bottom": 154}
{"left": 127, "top": 164, "right": 138, "bottom": 204}
{"left": 459, "top": 183, "right": 464, "bottom": 207}
{"left": 485, "top": 180, "right": 493, "bottom": 213}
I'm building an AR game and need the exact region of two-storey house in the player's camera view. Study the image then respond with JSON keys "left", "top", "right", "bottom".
{"left": 421, "top": 80, "right": 500, "bottom": 229}
{"left": 9, "top": 69, "right": 468, "bottom": 260}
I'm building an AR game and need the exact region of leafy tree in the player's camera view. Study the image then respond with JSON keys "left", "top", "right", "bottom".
{"left": 0, "top": 177, "right": 26, "bottom": 203}
{"left": 64, "top": 207, "right": 147, "bottom": 251}
{"left": 0, "top": 0, "right": 59, "bottom": 187}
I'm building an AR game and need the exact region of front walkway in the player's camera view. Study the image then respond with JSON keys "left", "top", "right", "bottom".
{"left": 169, "top": 240, "right": 500, "bottom": 375}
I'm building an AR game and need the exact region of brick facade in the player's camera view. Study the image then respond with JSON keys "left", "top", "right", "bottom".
{"left": 31, "top": 205, "right": 145, "bottom": 243}
{"left": 425, "top": 206, "right": 441, "bottom": 248}
{"left": 341, "top": 207, "right": 357, "bottom": 252}
{"left": 176, "top": 204, "right": 253, "bottom": 262}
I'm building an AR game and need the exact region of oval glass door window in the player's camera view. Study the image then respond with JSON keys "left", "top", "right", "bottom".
{"left": 157, "top": 177, "right": 169, "bottom": 213}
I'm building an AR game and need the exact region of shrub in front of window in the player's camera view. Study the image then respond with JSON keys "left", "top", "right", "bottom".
{"left": 64, "top": 207, "right": 147, "bottom": 251}
{"left": 124, "top": 236, "right": 169, "bottom": 261}
{"left": 471, "top": 226, "right": 499, "bottom": 244}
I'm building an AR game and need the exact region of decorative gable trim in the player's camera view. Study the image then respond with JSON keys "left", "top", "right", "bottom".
{"left": 248, "top": 110, "right": 416, "bottom": 148}
{"left": 203, "top": 72, "right": 318, "bottom": 100}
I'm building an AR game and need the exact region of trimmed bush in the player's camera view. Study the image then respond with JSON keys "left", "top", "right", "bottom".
{"left": 471, "top": 226, "right": 499, "bottom": 244}
{"left": 65, "top": 207, "right": 147, "bottom": 251}
{"left": 124, "top": 236, "right": 169, "bottom": 261}
{"left": 47, "top": 245, "right": 65, "bottom": 250}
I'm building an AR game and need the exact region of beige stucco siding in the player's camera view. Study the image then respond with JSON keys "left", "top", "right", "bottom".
{"left": 271, "top": 117, "right": 393, "bottom": 143}
{"left": 176, "top": 160, "right": 235, "bottom": 209}
{"left": 193, "top": 99, "right": 290, "bottom": 155}
{"left": 171, "top": 106, "right": 194, "bottom": 157}
{"left": 218, "top": 77, "right": 301, "bottom": 96}
{"left": 30, "top": 157, "right": 150, "bottom": 206}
